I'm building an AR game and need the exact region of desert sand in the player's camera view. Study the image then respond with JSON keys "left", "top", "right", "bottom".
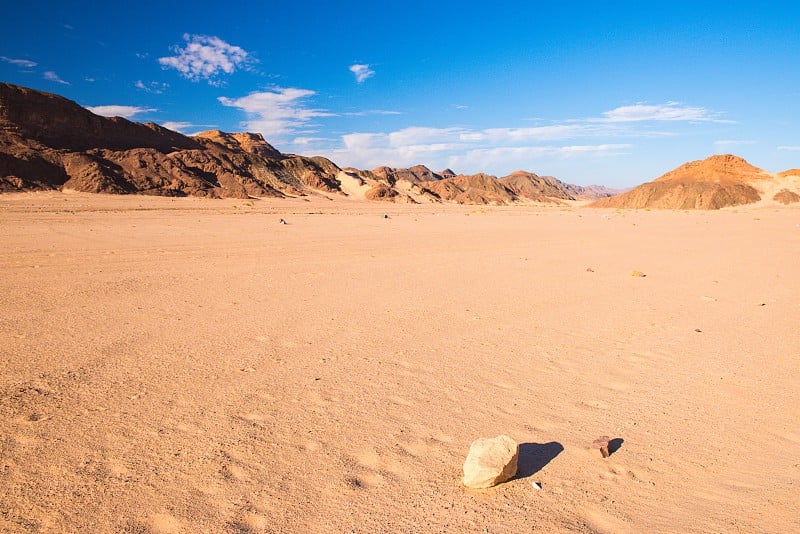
{"left": 1, "top": 192, "right": 798, "bottom": 533}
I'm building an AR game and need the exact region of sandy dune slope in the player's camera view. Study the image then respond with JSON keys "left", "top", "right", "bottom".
{"left": 1, "top": 193, "right": 798, "bottom": 532}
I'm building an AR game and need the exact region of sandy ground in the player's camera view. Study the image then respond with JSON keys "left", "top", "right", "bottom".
{"left": 1, "top": 192, "right": 798, "bottom": 533}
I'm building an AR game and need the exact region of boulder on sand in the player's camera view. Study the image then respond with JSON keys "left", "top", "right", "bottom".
{"left": 462, "top": 435, "right": 519, "bottom": 488}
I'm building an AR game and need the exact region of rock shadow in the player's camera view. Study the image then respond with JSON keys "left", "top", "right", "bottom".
{"left": 515, "top": 441, "right": 564, "bottom": 479}
{"left": 608, "top": 437, "right": 624, "bottom": 456}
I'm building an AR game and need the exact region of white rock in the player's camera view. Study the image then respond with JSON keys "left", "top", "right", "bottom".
{"left": 462, "top": 434, "right": 519, "bottom": 489}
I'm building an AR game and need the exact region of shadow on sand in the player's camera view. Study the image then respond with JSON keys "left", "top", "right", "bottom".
{"left": 515, "top": 441, "right": 565, "bottom": 479}
{"left": 608, "top": 437, "right": 624, "bottom": 456}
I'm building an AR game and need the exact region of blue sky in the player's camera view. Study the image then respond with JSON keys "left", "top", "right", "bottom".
{"left": 2, "top": 1, "right": 799, "bottom": 187}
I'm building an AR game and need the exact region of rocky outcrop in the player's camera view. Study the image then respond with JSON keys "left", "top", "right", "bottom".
{"left": 371, "top": 164, "right": 445, "bottom": 185}
{"left": 1, "top": 82, "right": 199, "bottom": 153}
{"left": 774, "top": 189, "right": 800, "bottom": 204}
{"left": 0, "top": 83, "right": 341, "bottom": 198}
{"left": 422, "top": 173, "right": 517, "bottom": 205}
{"left": 591, "top": 155, "right": 767, "bottom": 209}
{"left": 498, "top": 170, "right": 575, "bottom": 202}
{"left": 194, "top": 130, "right": 283, "bottom": 160}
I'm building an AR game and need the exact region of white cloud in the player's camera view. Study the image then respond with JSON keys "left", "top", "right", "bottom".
{"left": 135, "top": 80, "right": 169, "bottom": 94}
{"left": 86, "top": 105, "right": 156, "bottom": 119}
{"left": 713, "top": 140, "right": 757, "bottom": 149}
{"left": 218, "top": 96, "right": 727, "bottom": 178}
{"left": 290, "top": 136, "right": 330, "bottom": 147}
{"left": 326, "top": 124, "right": 632, "bottom": 171}
{"left": 349, "top": 63, "right": 375, "bottom": 83}
{"left": 342, "top": 109, "right": 402, "bottom": 116}
{"left": 0, "top": 56, "right": 37, "bottom": 68}
{"left": 43, "top": 71, "right": 69, "bottom": 85}
{"left": 597, "top": 102, "right": 728, "bottom": 123}
{"left": 218, "top": 87, "right": 333, "bottom": 138}
{"left": 160, "top": 121, "right": 195, "bottom": 132}
{"left": 159, "top": 34, "right": 251, "bottom": 83}
{"left": 462, "top": 125, "right": 591, "bottom": 143}
{"left": 447, "top": 144, "right": 631, "bottom": 173}
{"left": 777, "top": 146, "right": 800, "bottom": 151}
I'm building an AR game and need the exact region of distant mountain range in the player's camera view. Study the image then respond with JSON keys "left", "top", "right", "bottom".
{"left": 2, "top": 83, "right": 797, "bottom": 209}
{"left": 0, "top": 83, "right": 619, "bottom": 204}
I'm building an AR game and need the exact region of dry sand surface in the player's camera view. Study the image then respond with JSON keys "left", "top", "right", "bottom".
{"left": 1, "top": 192, "right": 799, "bottom": 533}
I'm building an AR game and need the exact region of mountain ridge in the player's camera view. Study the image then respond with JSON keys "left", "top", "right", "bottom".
{"left": 0, "top": 82, "right": 620, "bottom": 203}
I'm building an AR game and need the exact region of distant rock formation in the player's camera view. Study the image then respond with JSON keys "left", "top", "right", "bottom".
{"left": 194, "top": 130, "right": 283, "bottom": 160}
{"left": 371, "top": 164, "right": 445, "bottom": 184}
{"left": 774, "top": 189, "right": 800, "bottom": 204}
{"left": 1, "top": 83, "right": 604, "bottom": 204}
{"left": 0, "top": 83, "right": 348, "bottom": 198}
{"left": 498, "top": 170, "right": 576, "bottom": 202}
{"left": 590, "top": 154, "right": 788, "bottom": 209}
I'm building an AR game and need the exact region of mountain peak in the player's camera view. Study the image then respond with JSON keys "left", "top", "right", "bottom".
{"left": 656, "top": 153, "right": 767, "bottom": 184}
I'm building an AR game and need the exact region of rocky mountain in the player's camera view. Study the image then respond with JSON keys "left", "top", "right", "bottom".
{"left": 498, "top": 171, "right": 576, "bottom": 202}
{"left": 1, "top": 83, "right": 599, "bottom": 204}
{"left": 371, "top": 165, "right": 447, "bottom": 184}
{"left": 591, "top": 154, "right": 800, "bottom": 209}
{"left": 0, "top": 83, "right": 355, "bottom": 198}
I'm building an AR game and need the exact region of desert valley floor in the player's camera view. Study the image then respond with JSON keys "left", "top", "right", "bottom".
{"left": 1, "top": 192, "right": 798, "bottom": 533}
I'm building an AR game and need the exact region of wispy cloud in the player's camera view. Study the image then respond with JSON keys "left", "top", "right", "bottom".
{"left": 135, "top": 80, "right": 169, "bottom": 94}
{"left": 713, "top": 139, "right": 757, "bottom": 150}
{"left": 596, "top": 102, "right": 730, "bottom": 123}
{"left": 219, "top": 87, "right": 333, "bottom": 138}
{"left": 0, "top": 56, "right": 37, "bottom": 68}
{"left": 159, "top": 34, "right": 251, "bottom": 84}
{"left": 341, "top": 109, "right": 402, "bottom": 116}
{"left": 291, "top": 137, "right": 328, "bottom": 146}
{"left": 324, "top": 124, "right": 632, "bottom": 171}
{"left": 160, "top": 121, "right": 195, "bottom": 133}
{"left": 777, "top": 145, "right": 800, "bottom": 151}
{"left": 86, "top": 105, "right": 156, "bottom": 119}
{"left": 349, "top": 63, "right": 375, "bottom": 84}
{"left": 43, "top": 71, "right": 69, "bottom": 85}
{"left": 314, "top": 100, "right": 727, "bottom": 173}
{"left": 447, "top": 144, "right": 632, "bottom": 173}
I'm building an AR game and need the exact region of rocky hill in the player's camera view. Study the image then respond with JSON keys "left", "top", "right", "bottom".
{"left": 0, "top": 83, "right": 353, "bottom": 198}
{"left": 1, "top": 83, "right": 597, "bottom": 204}
{"left": 591, "top": 154, "right": 800, "bottom": 209}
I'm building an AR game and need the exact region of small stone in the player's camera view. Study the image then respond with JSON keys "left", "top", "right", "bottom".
{"left": 592, "top": 436, "right": 611, "bottom": 458}
{"left": 462, "top": 435, "right": 519, "bottom": 489}
{"left": 694, "top": 328, "right": 702, "bottom": 333}
{"left": 630, "top": 270, "right": 646, "bottom": 277}
{"left": 279, "top": 218, "right": 287, "bottom": 225}
{"left": 531, "top": 481, "right": 541, "bottom": 490}
{"left": 586, "top": 267, "right": 595, "bottom": 272}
